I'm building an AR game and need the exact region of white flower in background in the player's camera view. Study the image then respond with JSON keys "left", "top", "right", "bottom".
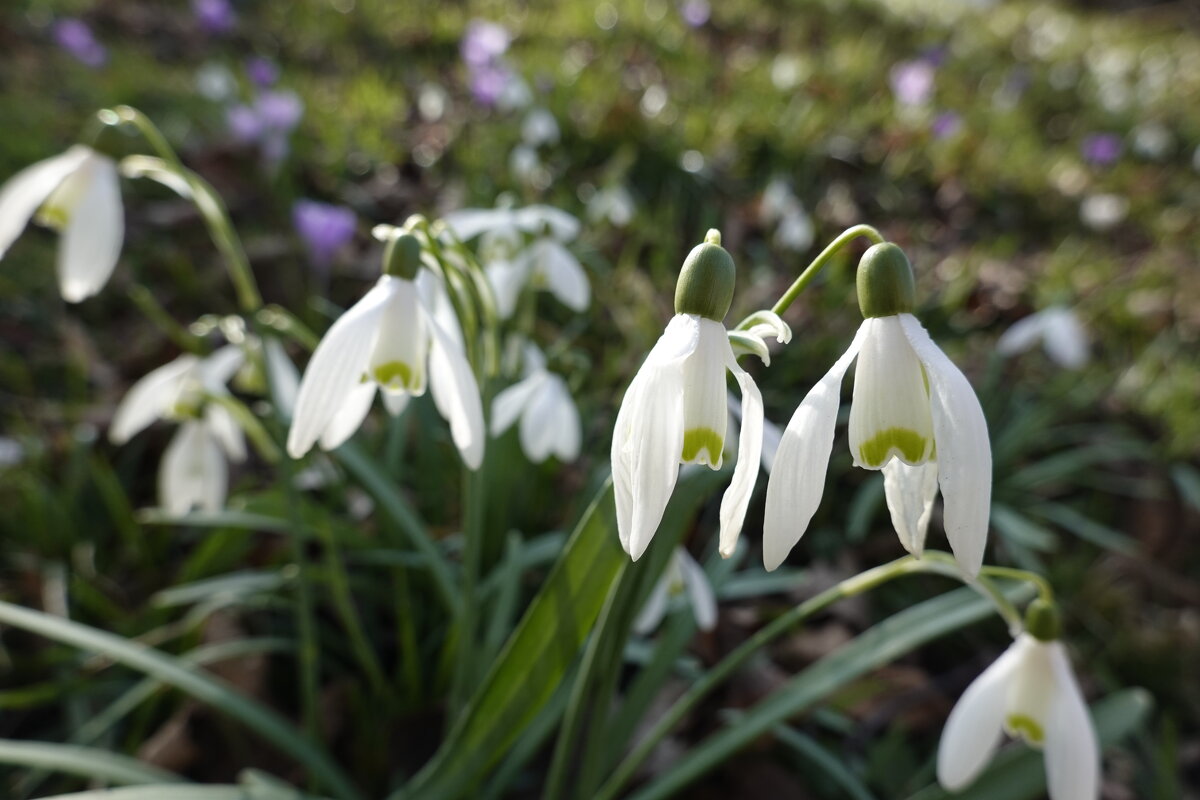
{"left": 759, "top": 178, "right": 814, "bottom": 252}
{"left": 443, "top": 204, "right": 587, "bottom": 319}
{"left": 491, "top": 345, "right": 581, "bottom": 463}
{"left": 0, "top": 145, "right": 123, "bottom": 302}
{"left": 764, "top": 243, "right": 991, "bottom": 574}
{"left": 587, "top": 185, "right": 635, "bottom": 228}
{"left": 633, "top": 548, "right": 717, "bottom": 634}
{"left": 286, "top": 248, "right": 484, "bottom": 469}
{"left": 938, "top": 633, "right": 1099, "bottom": 799}
{"left": 522, "top": 108, "right": 560, "bottom": 147}
{"left": 109, "top": 347, "right": 247, "bottom": 514}
{"left": 232, "top": 336, "right": 301, "bottom": 417}
{"left": 1079, "top": 193, "right": 1127, "bottom": 231}
{"left": 997, "top": 306, "right": 1089, "bottom": 369}
{"left": 509, "top": 145, "right": 540, "bottom": 183}
{"left": 727, "top": 392, "right": 784, "bottom": 474}
{"left": 613, "top": 232, "right": 762, "bottom": 561}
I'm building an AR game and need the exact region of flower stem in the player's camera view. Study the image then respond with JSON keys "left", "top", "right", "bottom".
{"left": 107, "top": 105, "right": 264, "bottom": 313}
{"left": 979, "top": 564, "right": 1056, "bottom": 604}
{"left": 593, "top": 549, "right": 1018, "bottom": 800}
{"left": 763, "top": 224, "right": 886, "bottom": 319}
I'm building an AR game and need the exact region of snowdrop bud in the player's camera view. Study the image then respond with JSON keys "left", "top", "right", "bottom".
{"left": 674, "top": 229, "right": 735, "bottom": 322}
{"left": 856, "top": 242, "right": 915, "bottom": 319}
{"left": 383, "top": 231, "right": 422, "bottom": 279}
{"left": 1024, "top": 598, "right": 1062, "bottom": 642}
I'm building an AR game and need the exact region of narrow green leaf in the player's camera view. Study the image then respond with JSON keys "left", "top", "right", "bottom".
{"left": 905, "top": 688, "right": 1153, "bottom": 800}
{"left": 0, "top": 601, "right": 362, "bottom": 800}
{"left": 1034, "top": 503, "right": 1138, "bottom": 555}
{"left": 771, "top": 724, "right": 879, "bottom": 800}
{"left": 28, "top": 789, "right": 248, "bottom": 800}
{"left": 1170, "top": 463, "right": 1200, "bottom": 513}
{"left": 0, "top": 739, "right": 182, "bottom": 786}
{"left": 990, "top": 505, "right": 1058, "bottom": 552}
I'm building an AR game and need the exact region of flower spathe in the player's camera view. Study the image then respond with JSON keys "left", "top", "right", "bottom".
{"left": 633, "top": 548, "right": 717, "bottom": 635}
{"left": 0, "top": 145, "right": 123, "bottom": 302}
{"left": 109, "top": 347, "right": 246, "bottom": 514}
{"left": 491, "top": 346, "right": 581, "bottom": 463}
{"left": 764, "top": 313, "right": 991, "bottom": 574}
{"left": 937, "top": 634, "right": 1099, "bottom": 800}
{"left": 286, "top": 270, "right": 485, "bottom": 469}
{"left": 612, "top": 313, "right": 763, "bottom": 561}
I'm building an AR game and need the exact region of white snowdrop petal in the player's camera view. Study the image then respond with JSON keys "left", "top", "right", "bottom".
{"left": 1044, "top": 643, "right": 1101, "bottom": 800}
{"left": 287, "top": 279, "right": 393, "bottom": 458}
{"left": 719, "top": 349, "right": 762, "bottom": 558}
{"left": 58, "top": 156, "right": 124, "bottom": 303}
{"left": 109, "top": 355, "right": 200, "bottom": 444}
{"left": 159, "top": 421, "right": 227, "bottom": 515}
{"left": 532, "top": 239, "right": 590, "bottom": 311}
{"left": 318, "top": 381, "right": 377, "bottom": 451}
{"left": 201, "top": 345, "right": 247, "bottom": 389}
{"left": 762, "top": 322, "right": 868, "bottom": 571}
{"left": 1041, "top": 308, "right": 1089, "bottom": 370}
{"left": 678, "top": 550, "right": 718, "bottom": 632}
{"left": 204, "top": 403, "right": 246, "bottom": 462}
{"left": 368, "top": 277, "right": 428, "bottom": 395}
{"left": 548, "top": 376, "right": 582, "bottom": 462}
{"left": 0, "top": 145, "right": 92, "bottom": 258}
{"left": 612, "top": 315, "right": 699, "bottom": 558}
{"left": 486, "top": 260, "right": 529, "bottom": 319}
{"left": 490, "top": 374, "right": 542, "bottom": 436}
{"left": 519, "top": 380, "right": 561, "bottom": 463}
{"left": 996, "top": 313, "right": 1046, "bottom": 357}
{"left": 680, "top": 320, "right": 732, "bottom": 469}
{"left": 900, "top": 314, "right": 992, "bottom": 576}
{"left": 632, "top": 574, "right": 671, "bottom": 635}
{"left": 883, "top": 459, "right": 939, "bottom": 556}
{"left": 423, "top": 299, "right": 486, "bottom": 470}
{"left": 937, "top": 641, "right": 1023, "bottom": 791}
{"left": 264, "top": 338, "right": 300, "bottom": 418}
{"left": 441, "top": 208, "right": 515, "bottom": 241}
{"left": 513, "top": 205, "right": 580, "bottom": 240}
{"left": 847, "top": 316, "right": 935, "bottom": 469}
{"left": 380, "top": 389, "right": 410, "bottom": 417}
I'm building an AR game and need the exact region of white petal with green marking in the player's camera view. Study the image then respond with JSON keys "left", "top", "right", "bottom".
{"left": 679, "top": 318, "right": 729, "bottom": 469}
{"left": 848, "top": 315, "right": 934, "bottom": 469}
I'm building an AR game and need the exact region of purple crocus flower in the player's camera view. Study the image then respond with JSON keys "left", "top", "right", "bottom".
{"left": 246, "top": 56, "right": 279, "bottom": 87}
{"left": 461, "top": 20, "right": 510, "bottom": 68}
{"left": 1081, "top": 133, "right": 1122, "bottom": 167}
{"left": 53, "top": 19, "right": 107, "bottom": 68}
{"left": 470, "top": 64, "right": 512, "bottom": 107}
{"left": 680, "top": 0, "right": 711, "bottom": 27}
{"left": 932, "top": 111, "right": 963, "bottom": 139}
{"left": 293, "top": 200, "right": 357, "bottom": 269}
{"left": 889, "top": 59, "right": 935, "bottom": 107}
{"left": 194, "top": 0, "right": 236, "bottom": 34}
{"left": 226, "top": 104, "right": 263, "bottom": 142}
{"left": 256, "top": 90, "right": 304, "bottom": 132}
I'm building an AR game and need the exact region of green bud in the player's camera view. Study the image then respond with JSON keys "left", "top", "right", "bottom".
{"left": 383, "top": 232, "right": 422, "bottom": 280}
{"left": 1023, "top": 598, "right": 1062, "bottom": 642}
{"left": 856, "top": 242, "right": 916, "bottom": 318}
{"left": 674, "top": 229, "right": 735, "bottom": 322}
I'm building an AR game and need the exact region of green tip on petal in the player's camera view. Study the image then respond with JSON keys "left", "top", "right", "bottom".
{"left": 373, "top": 361, "right": 418, "bottom": 391}
{"left": 383, "top": 232, "right": 423, "bottom": 280}
{"left": 1006, "top": 713, "right": 1045, "bottom": 745}
{"left": 1024, "top": 598, "right": 1062, "bottom": 642}
{"left": 857, "top": 242, "right": 916, "bottom": 318}
{"left": 681, "top": 427, "right": 724, "bottom": 468}
{"left": 675, "top": 233, "right": 735, "bottom": 321}
{"left": 857, "top": 426, "right": 931, "bottom": 468}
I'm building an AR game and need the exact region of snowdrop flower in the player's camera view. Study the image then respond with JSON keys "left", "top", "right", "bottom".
{"left": 286, "top": 232, "right": 485, "bottom": 468}
{"left": 612, "top": 230, "right": 763, "bottom": 561}
{"left": 522, "top": 108, "right": 561, "bottom": 147}
{"left": 764, "top": 243, "right": 991, "bottom": 574}
{"left": 109, "top": 347, "right": 246, "bottom": 514}
{"left": 587, "top": 185, "right": 635, "bottom": 228}
{"left": 443, "top": 205, "right": 586, "bottom": 318}
{"left": 0, "top": 145, "right": 123, "bottom": 302}
{"left": 633, "top": 548, "right": 717, "bottom": 634}
{"left": 759, "top": 178, "right": 814, "bottom": 252}
{"left": 938, "top": 602, "right": 1099, "bottom": 800}
{"left": 491, "top": 345, "right": 580, "bottom": 463}
{"left": 997, "top": 306, "right": 1089, "bottom": 369}
{"left": 1079, "top": 193, "right": 1128, "bottom": 232}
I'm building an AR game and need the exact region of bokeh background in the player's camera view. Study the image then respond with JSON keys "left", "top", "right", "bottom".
{"left": 1, "top": 0, "right": 1198, "bottom": 797}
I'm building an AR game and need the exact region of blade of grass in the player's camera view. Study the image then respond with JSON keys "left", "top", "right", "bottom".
{"left": 0, "top": 739, "right": 183, "bottom": 786}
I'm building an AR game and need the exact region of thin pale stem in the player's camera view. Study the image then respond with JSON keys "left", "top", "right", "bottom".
{"left": 980, "top": 564, "right": 1056, "bottom": 604}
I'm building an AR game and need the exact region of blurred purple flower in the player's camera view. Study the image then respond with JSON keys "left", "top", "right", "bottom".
{"left": 680, "top": 0, "right": 711, "bottom": 27}
{"left": 1081, "top": 133, "right": 1122, "bottom": 167}
{"left": 246, "top": 56, "right": 279, "bottom": 87}
{"left": 919, "top": 45, "right": 949, "bottom": 67}
{"left": 54, "top": 19, "right": 107, "bottom": 68}
{"left": 293, "top": 200, "right": 357, "bottom": 268}
{"left": 256, "top": 90, "right": 304, "bottom": 132}
{"left": 226, "top": 90, "right": 303, "bottom": 164}
{"left": 194, "top": 0, "right": 236, "bottom": 34}
{"left": 889, "top": 59, "right": 935, "bottom": 107}
{"left": 470, "top": 64, "right": 512, "bottom": 107}
{"left": 461, "top": 20, "right": 510, "bottom": 68}
{"left": 226, "top": 105, "right": 263, "bottom": 142}
{"left": 932, "top": 111, "right": 963, "bottom": 139}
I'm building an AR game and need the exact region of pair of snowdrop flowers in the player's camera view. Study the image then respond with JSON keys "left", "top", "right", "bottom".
{"left": 442, "top": 204, "right": 589, "bottom": 320}
{"left": 0, "top": 145, "right": 123, "bottom": 302}
{"left": 286, "top": 230, "right": 485, "bottom": 468}
{"left": 490, "top": 343, "right": 581, "bottom": 464}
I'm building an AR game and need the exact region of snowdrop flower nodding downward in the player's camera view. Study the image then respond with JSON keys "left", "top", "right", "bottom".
{"left": 612, "top": 230, "right": 763, "bottom": 561}
{"left": 764, "top": 243, "right": 991, "bottom": 574}
{"left": 286, "top": 231, "right": 485, "bottom": 469}
{"left": 938, "top": 600, "right": 1099, "bottom": 800}
{"left": 109, "top": 347, "right": 247, "bottom": 514}
{"left": 633, "top": 548, "right": 717, "bottom": 634}
{"left": 491, "top": 345, "right": 581, "bottom": 463}
{"left": 997, "top": 306, "right": 1089, "bottom": 370}
{"left": 0, "top": 145, "right": 123, "bottom": 302}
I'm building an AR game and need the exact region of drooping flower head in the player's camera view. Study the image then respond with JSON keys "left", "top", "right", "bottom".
{"left": 287, "top": 230, "right": 485, "bottom": 468}
{"left": 634, "top": 547, "right": 717, "bottom": 634}
{"left": 938, "top": 601, "right": 1099, "bottom": 800}
{"left": 764, "top": 243, "right": 991, "bottom": 574}
{"left": 0, "top": 145, "right": 124, "bottom": 302}
{"left": 612, "top": 230, "right": 765, "bottom": 561}
{"left": 109, "top": 346, "right": 247, "bottom": 514}
{"left": 491, "top": 343, "right": 581, "bottom": 463}
{"left": 997, "top": 306, "right": 1089, "bottom": 369}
